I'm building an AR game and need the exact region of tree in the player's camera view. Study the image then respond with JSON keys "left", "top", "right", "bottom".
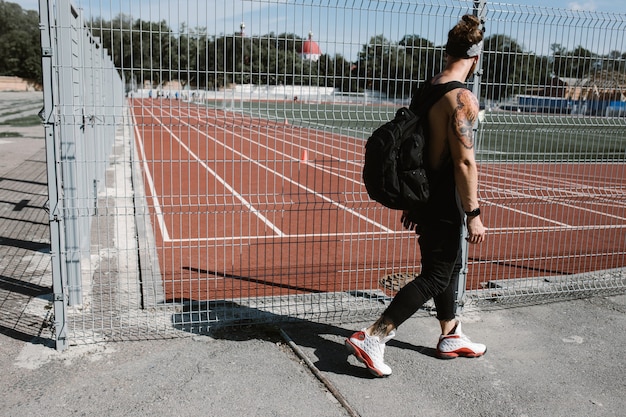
{"left": 356, "top": 35, "right": 398, "bottom": 94}
{"left": 553, "top": 45, "right": 596, "bottom": 78}
{"left": 606, "top": 50, "right": 625, "bottom": 73}
{"left": 401, "top": 35, "right": 443, "bottom": 96}
{"left": 17, "top": 7, "right": 619, "bottom": 99}
{"left": 482, "top": 34, "right": 549, "bottom": 100}
{"left": 0, "top": 2, "right": 42, "bottom": 81}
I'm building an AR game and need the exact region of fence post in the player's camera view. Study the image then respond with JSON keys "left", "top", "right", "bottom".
{"left": 39, "top": 0, "right": 68, "bottom": 351}
{"left": 456, "top": 0, "right": 488, "bottom": 314}
{"left": 55, "top": 0, "right": 85, "bottom": 306}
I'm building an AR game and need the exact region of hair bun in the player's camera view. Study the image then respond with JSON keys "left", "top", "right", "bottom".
{"left": 446, "top": 14, "right": 484, "bottom": 58}
{"left": 462, "top": 14, "right": 480, "bottom": 28}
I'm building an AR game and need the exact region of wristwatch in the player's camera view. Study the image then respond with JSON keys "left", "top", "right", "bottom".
{"left": 465, "top": 208, "right": 481, "bottom": 217}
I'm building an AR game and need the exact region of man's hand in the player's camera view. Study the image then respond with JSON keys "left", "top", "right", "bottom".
{"left": 466, "top": 216, "right": 486, "bottom": 244}
{"left": 401, "top": 210, "right": 418, "bottom": 231}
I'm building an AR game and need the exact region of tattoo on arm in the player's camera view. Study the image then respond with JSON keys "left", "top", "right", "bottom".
{"left": 451, "top": 90, "right": 478, "bottom": 149}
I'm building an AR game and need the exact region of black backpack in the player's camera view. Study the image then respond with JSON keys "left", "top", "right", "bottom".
{"left": 362, "top": 81, "right": 465, "bottom": 211}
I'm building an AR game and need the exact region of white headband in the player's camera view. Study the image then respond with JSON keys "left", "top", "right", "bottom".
{"left": 465, "top": 41, "right": 483, "bottom": 57}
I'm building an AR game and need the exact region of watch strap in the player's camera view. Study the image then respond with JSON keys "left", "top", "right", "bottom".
{"left": 465, "top": 208, "right": 481, "bottom": 217}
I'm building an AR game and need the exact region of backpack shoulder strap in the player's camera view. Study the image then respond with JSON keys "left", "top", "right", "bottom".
{"left": 411, "top": 80, "right": 468, "bottom": 117}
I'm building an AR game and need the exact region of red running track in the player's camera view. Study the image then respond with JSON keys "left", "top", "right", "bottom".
{"left": 130, "top": 99, "right": 626, "bottom": 302}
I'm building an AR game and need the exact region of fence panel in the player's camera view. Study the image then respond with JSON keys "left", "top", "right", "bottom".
{"left": 466, "top": 4, "right": 626, "bottom": 306}
{"left": 40, "top": 0, "right": 625, "bottom": 348}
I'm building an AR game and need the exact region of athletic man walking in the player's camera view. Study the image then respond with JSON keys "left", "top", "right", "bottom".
{"left": 346, "top": 14, "right": 487, "bottom": 377}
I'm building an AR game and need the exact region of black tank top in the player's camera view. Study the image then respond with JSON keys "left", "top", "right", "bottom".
{"left": 409, "top": 80, "right": 467, "bottom": 225}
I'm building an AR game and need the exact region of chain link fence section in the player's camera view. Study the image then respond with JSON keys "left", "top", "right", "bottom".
{"left": 39, "top": 0, "right": 625, "bottom": 349}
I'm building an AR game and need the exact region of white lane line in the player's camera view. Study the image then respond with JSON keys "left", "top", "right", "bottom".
{"left": 165, "top": 109, "right": 395, "bottom": 234}
{"left": 482, "top": 199, "right": 569, "bottom": 226}
{"left": 132, "top": 110, "right": 171, "bottom": 241}
{"left": 178, "top": 106, "right": 366, "bottom": 170}
{"left": 481, "top": 178, "right": 626, "bottom": 223}
{"left": 143, "top": 107, "right": 285, "bottom": 239}
{"left": 145, "top": 222, "right": 626, "bottom": 243}
{"left": 167, "top": 230, "right": 415, "bottom": 243}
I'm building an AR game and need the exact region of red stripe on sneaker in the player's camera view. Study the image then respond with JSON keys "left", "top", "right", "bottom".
{"left": 436, "top": 347, "right": 485, "bottom": 359}
{"left": 345, "top": 339, "right": 384, "bottom": 377}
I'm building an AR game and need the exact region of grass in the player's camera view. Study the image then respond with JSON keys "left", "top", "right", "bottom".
{"left": 0, "top": 108, "right": 28, "bottom": 118}
{"left": 0, "top": 114, "right": 42, "bottom": 127}
{"left": 0, "top": 131, "right": 23, "bottom": 138}
{"left": 478, "top": 113, "right": 626, "bottom": 162}
{"left": 209, "top": 100, "right": 626, "bottom": 163}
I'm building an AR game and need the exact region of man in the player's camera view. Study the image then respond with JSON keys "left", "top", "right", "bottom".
{"left": 345, "top": 14, "right": 487, "bottom": 377}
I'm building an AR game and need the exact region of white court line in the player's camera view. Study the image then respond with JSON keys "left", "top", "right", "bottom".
{"left": 143, "top": 107, "right": 286, "bottom": 241}
{"left": 136, "top": 104, "right": 392, "bottom": 244}
{"left": 484, "top": 164, "right": 626, "bottom": 201}
{"left": 167, "top": 230, "right": 413, "bottom": 243}
{"left": 132, "top": 110, "right": 171, "bottom": 241}
{"left": 167, "top": 106, "right": 364, "bottom": 182}
{"left": 151, "top": 224, "right": 626, "bottom": 244}
{"left": 158, "top": 108, "right": 395, "bottom": 238}
{"left": 481, "top": 172, "right": 626, "bottom": 222}
{"left": 135, "top": 104, "right": 626, "bottom": 244}
{"left": 487, "top": 224, "right": 626, "bottom": 233}
{"left": 191, "top": 108, "right": 365, "bottom": 181}
{"left": 180, "top": 106, "right": 366, "bottom": 175}
{"left": 481, "top": 197, "right": 569, "bottom": 226}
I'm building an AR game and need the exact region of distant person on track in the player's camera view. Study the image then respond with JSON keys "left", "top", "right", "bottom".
{"left": 345, "top": 14, "right": 487, "bottom": 377}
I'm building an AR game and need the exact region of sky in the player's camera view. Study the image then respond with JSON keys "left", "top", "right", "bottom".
{"left": 17, "top": 0, "right": 626, "bottom": 19}
{"left": 16, "top": 0, "right": 626, "bottom": 59}
{"left": 15, "top": 0, "right": 626, "bottom": 13}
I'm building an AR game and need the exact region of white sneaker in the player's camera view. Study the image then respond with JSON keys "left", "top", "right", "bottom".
{"left": 436, "top": 322, "right": 486, "bottom": 359}
{"left": 345, "top": 329, "right": 395, "bottom": 377}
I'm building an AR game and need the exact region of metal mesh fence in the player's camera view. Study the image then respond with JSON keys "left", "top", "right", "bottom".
{"left": 465, "top": 4, "right": 626, "bottom": 307}
{"left": 39, "top": 0, "right": 626, "bottom": 348}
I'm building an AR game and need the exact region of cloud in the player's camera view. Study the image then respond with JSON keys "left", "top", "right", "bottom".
{"left": 567, "top": 1, "right": 598, "bottom": 11}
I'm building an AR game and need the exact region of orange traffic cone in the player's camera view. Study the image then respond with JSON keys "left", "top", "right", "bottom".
{"left": 300, "top": 149, "right": 308, "bottom": 162}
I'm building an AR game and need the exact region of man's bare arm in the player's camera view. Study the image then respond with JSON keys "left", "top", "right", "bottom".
{"left": 448, "top": 89, "right": 485, "bottom": 243}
